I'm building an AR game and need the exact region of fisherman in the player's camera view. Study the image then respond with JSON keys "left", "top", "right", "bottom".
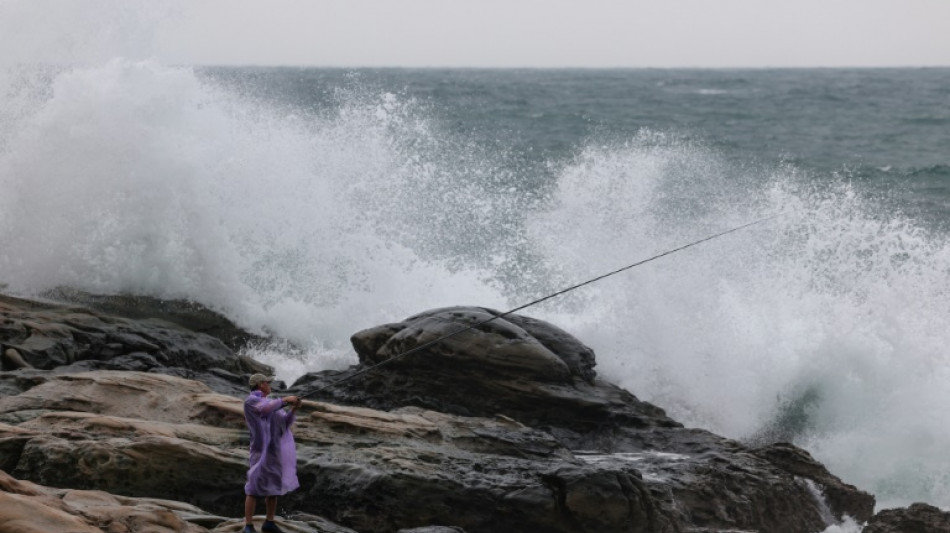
{"left": 242, "top": 373, "right": 301, "bottom": 533}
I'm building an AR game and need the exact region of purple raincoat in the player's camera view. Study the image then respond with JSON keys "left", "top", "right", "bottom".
{"left": 244, "top": 391, "right": 299, "bottom": 496}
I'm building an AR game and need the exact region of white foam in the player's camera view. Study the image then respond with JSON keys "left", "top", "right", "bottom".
{"left": 3, "top": 2, "right": 950, "bottom": 512}
{"left": 525, "top": 138, "right": 950, "bottom": 509}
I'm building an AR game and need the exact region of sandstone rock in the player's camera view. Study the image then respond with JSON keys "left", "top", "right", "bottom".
{"left": 0, "top": 469, "right": 215, "bottom": 532}
{"left": 0, "top": 370, "right": 662, "bottom": 532}
{"left": 0, "top": 466, "right": 355, "bottom": 532}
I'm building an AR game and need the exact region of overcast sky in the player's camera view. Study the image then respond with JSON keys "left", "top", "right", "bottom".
{"left": 3, "top": 0, "right": 950, "bottom": 68}
{"left": 157, "top": 0, "right": 950, "bottom": 68}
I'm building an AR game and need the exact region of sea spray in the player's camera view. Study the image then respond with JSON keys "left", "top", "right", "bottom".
{"left": 3, "top": 9, "right": 950, "bottom": 510}
{"left": 525, "top": 134, "right": 950, "bottom": 509}
{"left": 0, "top": 59, "right": 518, "bottom": 366}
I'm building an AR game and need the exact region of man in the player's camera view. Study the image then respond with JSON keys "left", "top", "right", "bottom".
{"left": 243, "top": 373, "right": 301, "bottom": 533}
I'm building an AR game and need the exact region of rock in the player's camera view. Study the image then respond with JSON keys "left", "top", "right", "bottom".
{"left": 294, "top": 306, "right": 876, "bottom": 532}
{"left": 355, "top": 307, "right": 596, "bottom": 383}
{"left": 864, "top": 502, "right": 950, "bottom": 533}
{"left": 2, "top": 347, "right": 32, "bottom": 370}
{"left": 298, "top": 306, "right": 678, "bottom": 433}
{"left": 0, "top": 297, "right": 883, "bottom": 533}
{"left": 0, "top": 294, "right": 271, "bottom": 396}
{"left": 396, "top": 526, "right": 465, "bottom": 533}
{"left": 752, "top": 442, "right": 875, "bottom": 523}
{"left": 0, "top": 372, "right": 250, "bottom": 512}
{"left": 0, "top": 468, "right": 217, "bottom": 532}
{"left": 356, "top": 307, "right": 574, "bottom": 383}
{"left": 0, "top": 370, "right": 664, "bottom": 532}
{"left": 0, "top": 467, "right": 357, "bottom": 532}
{"left": 40, "top": 287, "right": 266, "bottom": 350}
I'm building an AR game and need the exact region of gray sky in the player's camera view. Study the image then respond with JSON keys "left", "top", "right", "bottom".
{"left": 3, "top": 0, "right": 949, "bottom": 68}
{"left": 159, "top": 0, "right": 950, "bottom": 68}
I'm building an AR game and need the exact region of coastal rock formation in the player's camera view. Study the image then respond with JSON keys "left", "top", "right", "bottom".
{"left": 863, "top": 502, "right": 950, "bottom": 533}
{"left": 0, "top": 296, "right": 881, "bottom": 532}
{"left": 0, "top": 293, "right": 269, "bottom": 396}
{"left": 0, "top": 468, "right": 359, "bottom": 533}
{"left": 296, "top": 306, "right": 876, "bottom": 532}
{"left": 0, "top": 369, "right": 674, "bottom": 533}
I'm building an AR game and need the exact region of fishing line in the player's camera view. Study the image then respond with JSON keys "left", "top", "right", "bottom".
{"left": 300, "top": 214, "right": 778, "bottom": 399}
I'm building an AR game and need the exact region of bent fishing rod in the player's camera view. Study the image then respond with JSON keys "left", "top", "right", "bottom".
{"left": 297, "top": 214, "right": 777, "bottom": 400}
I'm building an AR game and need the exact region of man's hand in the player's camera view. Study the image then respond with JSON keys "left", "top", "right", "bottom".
{"left": 283, "top": 396, "right": 300, "bottom": 406}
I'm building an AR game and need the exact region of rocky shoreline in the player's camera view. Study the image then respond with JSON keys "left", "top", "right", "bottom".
{"left": 0, "top": 292, "right": 945, "bottom": 532}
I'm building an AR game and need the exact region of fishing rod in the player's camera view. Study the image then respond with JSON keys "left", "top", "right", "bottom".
{"left": 298, "top": 214, "right": 778, "bottom": 400}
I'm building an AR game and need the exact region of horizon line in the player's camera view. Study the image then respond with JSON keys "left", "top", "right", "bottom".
{"left": 188, "top": 63, "right": 950, "bottom": 70}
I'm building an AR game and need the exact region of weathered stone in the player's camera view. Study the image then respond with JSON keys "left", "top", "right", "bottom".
{"left": 359, "top": 307, "right": 574, "bottom": 383}
{"left": 41, "top": 287, "right": 266, "bottom": 350}
{"left": 864, "top": 502, "right": 950, "bottom": 533}
{"left": 0, "top": 294, "right": 271, "bottom": 395}
{"left": 0, "top": 370, "right": 655, "bottom": 532}
{"left": 2, "top": 348, "right": 32, "bottom": 370}
{"left": 0, "top": 469, "right": 214, "bottom": 532}
{"left": 752, "top": 441, "right": 875, "bottom": 523}
{"left": 396, "top": 526, "right": 465, "bottom": 533}
{"left": 0, "top": 296, "right": 885, "bottom": 533}
{"left": 294, "top": 306, "right": 876, "bottom": 533}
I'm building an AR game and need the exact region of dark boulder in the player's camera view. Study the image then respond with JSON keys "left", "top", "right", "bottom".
{"left": 864, "top": 503, "right": 950, "bottom": 533}
{"left": 293, "top": 306, "right": 877, "bottom": 532}
{"left": 0, "top": 293, "right": 270, "bottom": 395}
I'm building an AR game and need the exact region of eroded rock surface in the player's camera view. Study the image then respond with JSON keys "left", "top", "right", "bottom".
{"left": 0, "top": 297, "right": 884, "bottom": 533}
{"left": 0, "top": 294, "right": 269, "bottom": 395}
{"left": 863, "top": 502, "right": 950, "bottom": 533}
{"left": 294, "top": 306, "right": 876, "bottom": 532}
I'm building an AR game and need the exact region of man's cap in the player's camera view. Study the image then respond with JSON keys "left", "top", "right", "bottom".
{"left": 248, "top": 373, "right": 275, "bottom": 388}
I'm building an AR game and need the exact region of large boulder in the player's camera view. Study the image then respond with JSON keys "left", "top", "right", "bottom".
{"left": 294, "top": 306, "right": 877, "bottom": 532}
{"left": 298, "top": 306, "right": 678, "bottom": 435}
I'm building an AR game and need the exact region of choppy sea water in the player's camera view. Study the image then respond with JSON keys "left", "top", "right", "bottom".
{"left": 2, "top": 60, "right": 950, "bottom": 519}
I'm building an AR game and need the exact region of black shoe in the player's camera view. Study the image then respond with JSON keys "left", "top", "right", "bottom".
{"left": 242, "top": 525, "right": 257, "bottom": 533}
{"left": 261, "top": 521, "right": 284, "bottom": 533}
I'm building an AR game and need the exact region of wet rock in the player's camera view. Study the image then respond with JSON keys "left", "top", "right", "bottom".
{"left": 0, "top": 297, "right": 882, "bottom": 533}
{"left": 41, "top": 287, "right": 266, "bottom": 350}
{"left": 2, "top": 347, "right": 32, "bottom": 370}
{"left": 0, "top": 467, "right": 359, "bottom": 532}
{"left": 864, "top": 502, "right": 950, "bottom": 533}
{"left": 294, "top": 305, "right": 876, "bottom": 533}
{"left": 396, "top": 526, "right": 465, "bottom": 533}
{"left": 0, "top": 468, "right": 217, "bottom": 532}
{"left": 752, "top": 441, "right": 875, "bottom": 523}
{"left": 298, "top": 306, "right": 678, "bottom": 434}
{"left": 0, "top": 370, "right": 662, "bottom": 532}
{"left": 0, "top": 294, "right": 270, "bottom": 396}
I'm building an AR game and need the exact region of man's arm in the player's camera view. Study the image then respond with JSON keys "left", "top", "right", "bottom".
{"left": 246, "top": 395, "right": 286, "bottom": 416}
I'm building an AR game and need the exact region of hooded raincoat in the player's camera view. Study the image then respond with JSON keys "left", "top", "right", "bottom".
{"left": 244, "top": 391, "right": 300, "bottom": 496}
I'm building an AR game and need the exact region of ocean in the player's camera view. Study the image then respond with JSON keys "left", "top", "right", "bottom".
{"left": 1, "top": 62, "right": 949, "bottom": 518}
